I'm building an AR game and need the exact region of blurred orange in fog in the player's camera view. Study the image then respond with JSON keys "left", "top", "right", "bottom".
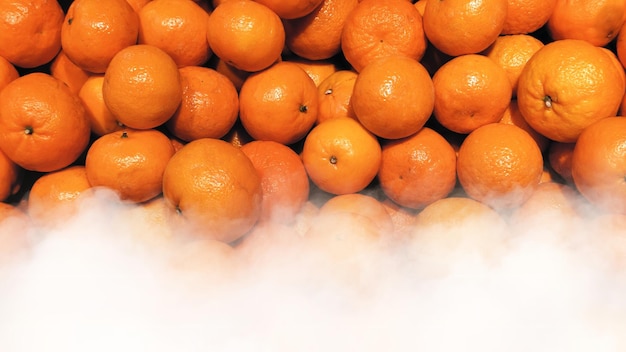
{"left": 378, "top": 127, "right": 457, "bottom": 210}
{"left": 0, "top": 0, "right": 64, "bottom": 68}
{"left": 0, "top": 202, "right": 31, "bottom": 262}
{"left": 457, "top": 123, "right": 544, "bottom": 210}
{"left": 86, "top": 129, "right": 176, "bottom": 203}
{"left": 27, "top": 165, "right": 93, "bottom": 227}
{"left": 302, "top": 117, "right": 381, "bottom": 195}
{"left": 305, "top": 211, "right": 382, "bottom": 268}
{"left": 138, "top": 0, "right": 212, "bottom": 67}
{"left": 61, "top": 0, "right": 139, "bottom": 73}
{"left": 103, "top": 44, "right": 182, "bottom": 130}
{"left": 319, "top": 193, "right": 394, "bottom": 235}
{"left": 239, "top": 62, "right": 319, "bottom": 145}
{"left": 240, "top": 140, "right": 310, "bottom": 223}
{"left": 0, "top": 73, "right": 91, "bottom": 173}
{"left": 508, "top": 182, "right": 588, "bottom": 234}
{"left": 380, "top": 198, "right": 418, "bottom": 242}
{"left": 162, "top": 138, "right": 262, "bottom": 244}
{"left": 411, "top": 196, "right": 509, "bottom": 276}
{"left": 166, "top": 66, "right": 239, "bottom": 142}
{"left": 206, "top": 0, "right": 284, "bottom": 72}
{"left": 341, "top": 0, "right": 427, "bottom": 72}
{"left": 571, "top": 117, "right": 626, "bottom": 214}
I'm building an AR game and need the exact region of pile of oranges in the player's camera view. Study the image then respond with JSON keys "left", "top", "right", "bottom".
{"left": 1, "top": 0, "right": 626, "bottom": 256}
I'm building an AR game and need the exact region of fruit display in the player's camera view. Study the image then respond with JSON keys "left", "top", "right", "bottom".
{"left": 1, "top": 0, "right": 626, "bottom": 350}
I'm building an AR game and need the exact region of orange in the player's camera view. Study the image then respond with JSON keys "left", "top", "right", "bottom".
{"left": 240, "top": 140, "right": 310, "bottom": 223}
{"left": 126, "top": 0, "right": 153, "bottom": 13}
{"left": 0, "top": 149, "right": 22, "bottom": 202}
{"left": 213, "top": 57, "right": 251, "bottom": 92}
{"left": 138, "top": 0, "right": 212, "bottom": 67}
{"left": 378, "top": 127, "right": 457, "bottom": 210}
{"left": 499, "top": 100, "right": 550, "bottom": 153}
{"left": 617, "top": 21, "right": 626, "bottom": 69}
{"left": 0, "top": 56, "right": 19, "bottom": 93}
{"left": 548, "top": 141, "right": 575, "bottom": 184}
{"left": 301, "top": 117, "right": 381, "bottom": 195}
{"left": 254, "top": 0, "right": 324, "bottom": 19}
{"left": 351, "top": 55, "right": 434, "bottom": 139}
{"left": 414, "top": 0, "right": 426, "bottom": 16}
{"left": 340, "top": 0, "right": 427, "bottom": 72}
{"left": 166, "top": 65, "right": 239, "bottom": 142}
{"left": 290, "top": 58, "right": 337, "bottom": 87}
{"left": 0, "top": 0, "right": 64, "bottom": 68}
{"left": 85, "top": 129, "right": 176, "bottom": 203}
{"left": 547, "top": 0, "right": 625, "bottom": 47}
{"left": 61, "top": 0, "right": 139, "bottom": 73}
{"left": 318, "top": 193, "right": 394, "bottom": 235}
{"left": 222, "top": 120, "right": 254, "bottom": 148}
{"left": 422, "top": 0, "right": 507, "bottom": 57}
{"left": 432, "top": 54, "right": 512, "bottom": 135}
{"left": 103, "top": 44, "right": 182, "bottom": 130}
{"left": 483, "top": 34, "right": 544, "bottom": 97}
{"left": 206, "top": 0, "right": 285, "bottom": 72}
{"left": 456, "top": 123, "right": 544, "bottom": 210}
{"left": 283, "top": 0, "right": 358, "bottom": 61}
{"left": 316, "top": 69, "right": 358, "bottom": 124}
{"left": 501, "top": 0, "right": 557, "bottom": 35}
{"left": 239, "top": 62, "right": 319, "bottom": 145}
{"left": 517, "top": 39, "right": 625, "bottom": 143}
{"left": 0, "top": 73, "right": 90, "bottom": 172}
{"left": 162, "top": 138, "right": 262, "bottom": 243}
{"left": 49, "top": 50, "right": 92, "bottom": 96}
{"left": 27, "top": 165, "right": 93, "bottom": 227}
{"left": 78, "top": 75, "right": 125, "bottom": 136}
{"left": 571, "top": 116, "right": 626, "bottom": 214}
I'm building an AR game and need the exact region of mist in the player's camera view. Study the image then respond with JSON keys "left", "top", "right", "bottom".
{"left": 0, "top": 187, "right": 625, "bottom": 352}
